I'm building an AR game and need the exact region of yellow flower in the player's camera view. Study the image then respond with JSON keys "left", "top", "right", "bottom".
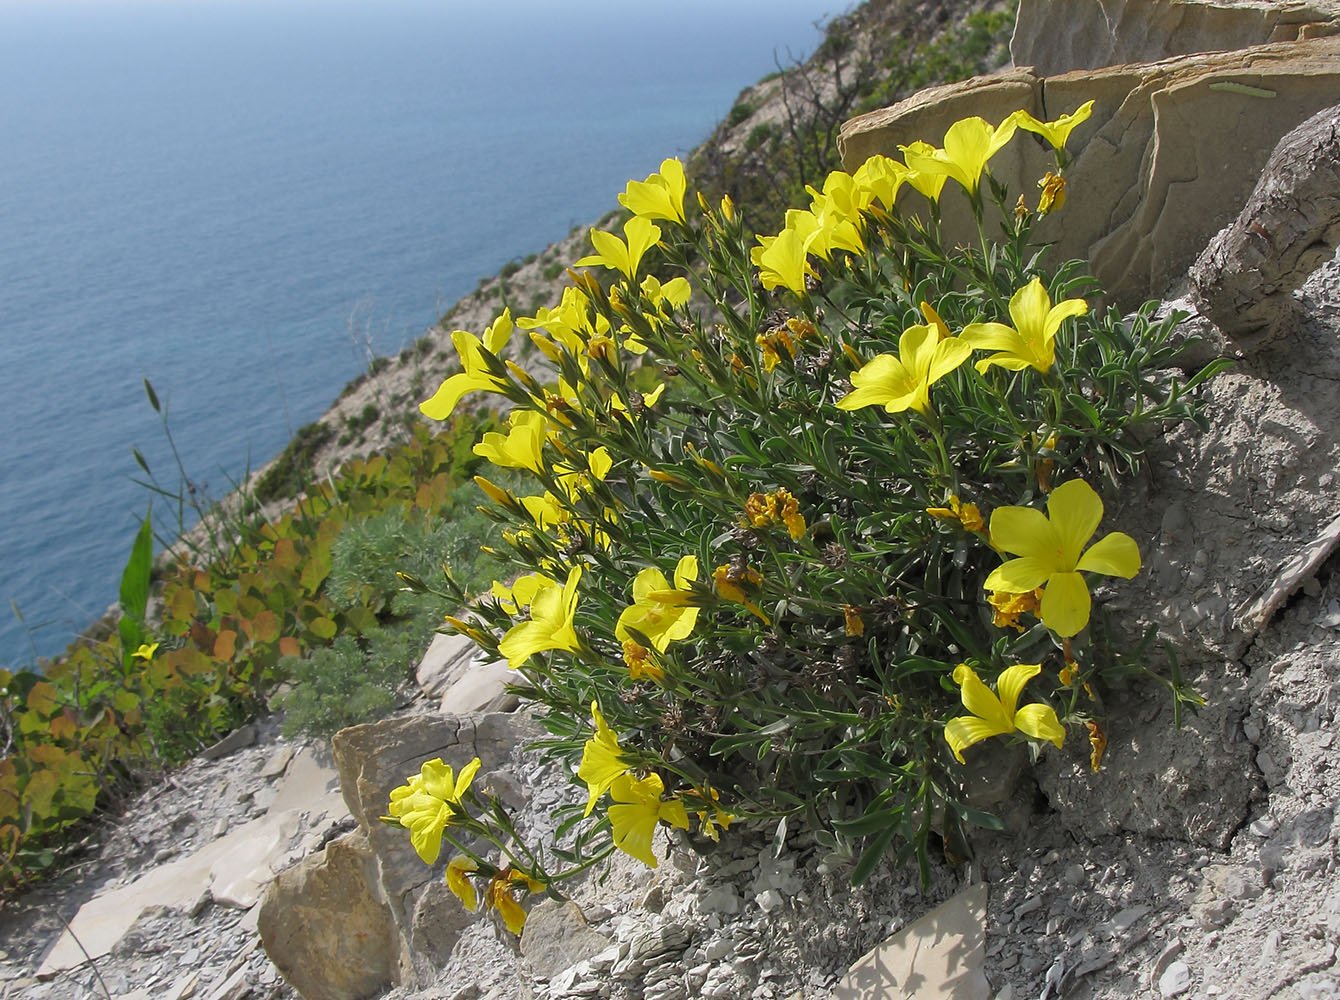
{"left": 751, "top": 228, "right": 812, "bottom": 296}
{"left": 577, "top": 701, "right": 627, "bottom": 816}
{"left": 618, "top": 157, "right": 687, "bottom": 223}
{"left": 576, "top": 216, "right": 661, "bottom": 280}
{"left": 131, "top": 642, "right": 159, "bottom": 661}
{"left": 1086, "top": 720, "right": 1107, "bottom": 773}
{"left": 742, "top": 490, "right": 806, "bottom": 541}
{"left": 490, "top": 572, "right": 558, "bottom": 615}
{"left": 984, "top": 479, "right": 1141, "bottom": 638}
{"left": 640, "top": 274, "right": 692, "bottom": 317}
{"left": 687, "top": 786, "right": 734, "bottom": 842}
{"left": 442, "top": 614, "right": 490, "bottom": 645}
{"left": 610, "top": 382, "right": 666, "bottom": 416}
{"left": 446, "top": 855, "right": 479, "bottom": 912}
{"left": 622, "top": 639, "right": 664, "bottom": 684}
{"left": 852, "top": 154, "right": 908, "bottom": 211}
{"left": 1012, "top": 100, "right": 1095, "bottom": 152}
{"left": 926, "top": 494, "right": 984, "bottom": 533}
{"left": 944, "top": 663, "right": 1065, "bottom": 763}
{"left": 843, "top": 605, "right": 865, "bottom": 637}
{"left": 484, "top": 869, "right": 530, "bottom": 935}
{"left": 986, "top": 587, "right": 1043, "bottom": 632}
{"left": 472, "top": 409, "right": 549, "bottom": 475}
{"left": 386, "top": 756, "right": 482, "bottom": 865}
{"left": 1037, "top": 172, "right": 1066, "bottom": 215}
{"left": 961, "top": 277, "right": 1088, "bottom": 374}
{"left": 420, "top": 311, "right": 514, "bottom": 420}
{"left": 607, "top": 772, "right": 690, "bottom": 868}
{"left": 898, "top": 140, "right": 949, "bottom": 202}
{"left": 713, "top": 563, "right": 770, "bottom": 624}
{"left": 615, "top": 555, "right": 700, "bottom": 653}
{"left": 836, "top": 321, "right": 972, "bottom": 415}
{"left": 474, "top": 475, "right": 518, "bottom": 510}
{"left": 497, "top": 566, "right": 582, "bottom": 668}
{"left": 901, "top": 115, "right": 1018, "bottom": 196}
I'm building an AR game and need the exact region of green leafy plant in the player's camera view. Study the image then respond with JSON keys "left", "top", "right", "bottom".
{"left": 387, "top": 106, "right": 1225, "bottom": 934}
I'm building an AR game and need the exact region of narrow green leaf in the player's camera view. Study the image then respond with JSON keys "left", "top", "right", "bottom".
{"left": 119, "top": 516, "right": 154, "bottom": 624}
{"left": 849, "top": 823, "right": 898, "bottom": 886}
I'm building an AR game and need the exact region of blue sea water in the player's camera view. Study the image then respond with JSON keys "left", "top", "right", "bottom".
{"left": 0, "top": 0, "right": 830, "bottom": 666}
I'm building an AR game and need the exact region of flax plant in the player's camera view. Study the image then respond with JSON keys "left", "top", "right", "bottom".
{"left": 389, "top": 104, "right": 1226, "bottom": 931}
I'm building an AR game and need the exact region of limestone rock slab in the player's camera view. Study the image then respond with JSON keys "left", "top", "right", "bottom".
{"left": 1011, "top": 0, "right": 1340, "bottom": 77}
{"left": 37, "top": 746, "right": 345, "bottom": 978}
{"left": 415, "top": 630, "right": 484, "bottom": 699}
{"left": 837, "top": 37, "right": 1340, "bottom": 308}
{"left": 521, "top": 899, "right": 612, "bottom": 980}
{"left": 329, "top": 712, "right": 544, "bottom": 987}
{"left": 258, "top": 830, "right": 395, "bottom": 1000}
{"left": 833, "top": 882, "right": 990, "bottom": 1000}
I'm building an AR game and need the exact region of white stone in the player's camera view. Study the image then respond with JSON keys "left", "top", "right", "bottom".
{"left": 1159, "top": 960, "right": 1193, "bottom": 997}
{"left": 832, "top": 883, "right": 990, "bottom": 1000}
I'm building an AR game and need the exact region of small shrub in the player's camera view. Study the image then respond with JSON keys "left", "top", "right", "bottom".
{"left": 745, "top": 122, "right": 775, "bottom": 152}
{"left": 727, "top": 99, "right": 755, "bottom": 127}
{"left": 254, "top": 421, "right": 334, "bottom": 504}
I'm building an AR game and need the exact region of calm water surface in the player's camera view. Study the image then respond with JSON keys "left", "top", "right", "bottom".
{"left": 0, "top": 0, "right": 830, "bottom": 664}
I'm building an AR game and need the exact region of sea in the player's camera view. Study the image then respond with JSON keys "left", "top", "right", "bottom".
{"left": 0, "top": 0, "right": 832, "bottom": 667}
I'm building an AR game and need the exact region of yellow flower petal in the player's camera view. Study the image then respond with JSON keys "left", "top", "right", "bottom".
{"left": 1038, "top": 570, "right": 1091, "bottom": 638}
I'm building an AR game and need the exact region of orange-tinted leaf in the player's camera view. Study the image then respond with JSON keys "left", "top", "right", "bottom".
{"left": 48, "top": 713, "right": 77, "bottom": 741}
{"left": 252, "top": 610, "right": 280, "bottom": 643}
{"left": 278, "top": 636, "right": 302, "bottom": 658}
{"left": 271, "top": 536, "right": 298, "bottom": 570}
{"left": 189, "top": 621, "right": 216, "bottom": 651}
{"left": 214, "top": 629, "right": 238, "bottom": 660}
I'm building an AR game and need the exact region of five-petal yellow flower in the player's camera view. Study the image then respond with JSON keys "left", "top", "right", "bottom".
{"left": 473, "top": 409, "right": 549, "bottom": 475}
{"left": 615, "top": 555, "right": 700, "bottom": 652}
{"left": 984, "top": 479, "right": 1141, "bottom": 637}
{"left": 446, "top": 855, "right": 479, "bottom": 912}
{"left": 497, "top": 566, "right": 583, "bottom": 668}
{"left": 901, "top": 115, "right": 1018, "bottom": 196}
{"left": 618, "top": 157, "right": 687, "bottom": 223}
{"left": 961, "top": 277, "right": 1088, "bottom": 374}
{"left": 576, "top": 216, "right": 661, "bottom": 280}
{"left": 945, "top": 663, "right": 1066, "bottom": 763}
{"left": 836, "top": 321, "right": 972, "bottom": 415}
{"left": 386, "top": 756, "right": 482, "bottom": 865}
{"left": 607, "top": 772, "right": 689, "bottom": 868}
{"left": 1012, "top": 100, "right": 1095, "bottom": 152}
{"left": 751, "top": 227, "right": 813, "bottom": 296}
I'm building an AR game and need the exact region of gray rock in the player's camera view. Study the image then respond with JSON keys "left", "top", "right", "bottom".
{"left": 200, "top": 725, "right": 258, "bottom": 761}
{"left": 1158, "top": 960, "right": 1192, "bottom": 997}
{"left": 520, "top": 900, "right": 612, "bottom": 980}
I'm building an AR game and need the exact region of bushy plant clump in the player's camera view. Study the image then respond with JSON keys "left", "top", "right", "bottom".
{"left": 388, "top": 101, "right": 1224, "bottom": 933}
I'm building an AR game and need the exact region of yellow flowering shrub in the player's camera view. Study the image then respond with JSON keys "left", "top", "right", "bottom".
{"left": 384, "top": 116, "right": 1225, "bottom": 930}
